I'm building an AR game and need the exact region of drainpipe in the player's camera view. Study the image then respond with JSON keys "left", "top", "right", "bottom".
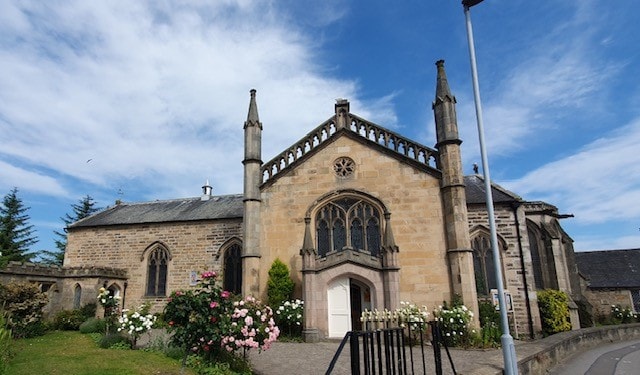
{"left": 512, "top": 202, "right": 535, "bottom": 339}
{"left": 122, "top": 281, "right": 128, "bottom": 312}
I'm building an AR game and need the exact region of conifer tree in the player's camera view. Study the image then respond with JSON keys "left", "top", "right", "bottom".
{"left": 41, "top": 195, "right": 100, "bottom": 266}
{"left": 266, "top": 258, "right": 295, "bottom": 307}
{"left": 0, "top": 188, "right": 37, "bottom": 267}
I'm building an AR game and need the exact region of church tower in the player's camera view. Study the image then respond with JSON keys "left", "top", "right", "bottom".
{"left": 242, "top": 89, "right": 262, "bottom": 295}
{"left": 432, "top": 60, "right": 479, "bottom": 318}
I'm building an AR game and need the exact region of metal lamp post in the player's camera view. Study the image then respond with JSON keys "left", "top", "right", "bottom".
{"left": 462, "top": 1, "right": 519, "bottom": 374}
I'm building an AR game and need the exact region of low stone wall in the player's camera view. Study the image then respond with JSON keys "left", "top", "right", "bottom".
{"left": 517, "top": 323, "right": 640, "bottom": 374}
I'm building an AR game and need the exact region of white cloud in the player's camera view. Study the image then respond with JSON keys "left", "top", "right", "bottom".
{"left": 0, "top": 161, "right": 68, "bottom": 197}
{"left": 505, "top": 118, "right": 640, "bottom": 224}
{"left": 0, "top": 0, "right": 386, "bottom": 201}
{"left": 457, "top": 2, "right": 617, "bottom": 166}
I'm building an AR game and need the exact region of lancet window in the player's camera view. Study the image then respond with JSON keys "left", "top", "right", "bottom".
{"left": 146, "top": 245, "right": 169, "bottom": 296}
{"left": 223, "top": 243, "right": 242, "bottom": 295}
{"left": 472, "top": 234, "right": 497, "bottom": 296}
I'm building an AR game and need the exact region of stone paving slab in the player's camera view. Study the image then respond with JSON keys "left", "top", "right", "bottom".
{"left": 248, "top": 341, "right": 504, "bottom": 375}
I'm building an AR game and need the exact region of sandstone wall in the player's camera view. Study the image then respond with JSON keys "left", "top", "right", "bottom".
{"left": 65, "top": 219, "right": 242, "bottom": 312}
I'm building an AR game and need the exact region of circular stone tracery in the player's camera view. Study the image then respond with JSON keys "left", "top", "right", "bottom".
{"left": 334, "top": 157, "right": 355, "bottom": 178}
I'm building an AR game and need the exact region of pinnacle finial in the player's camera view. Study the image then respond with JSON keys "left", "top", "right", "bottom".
{"left": 435, "top": 60, "right": 452, "bottom": 99}
{"left": 245, "top": 89, "right": 261, "bottom": 128}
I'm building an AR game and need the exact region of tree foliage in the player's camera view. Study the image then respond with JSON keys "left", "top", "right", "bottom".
{"left": 266, "top": 258, "right": 294, "bottom": 308}
{"left": 41, "top": 195, "right": 100, "bottom": 266}
{"left": 0, "top": 188, "right": 37, "bottom": 267}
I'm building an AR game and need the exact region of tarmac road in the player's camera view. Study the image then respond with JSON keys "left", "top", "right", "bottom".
{"left": 547, "top": 339, "right": 640, "bottom": 375}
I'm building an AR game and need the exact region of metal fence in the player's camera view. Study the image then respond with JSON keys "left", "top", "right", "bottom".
{"left": 326, "top": 321, "right": 457, "bottom": 375}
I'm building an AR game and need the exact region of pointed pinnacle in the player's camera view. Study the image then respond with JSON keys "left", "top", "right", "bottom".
{"left": 245, "top": 89, "right": 261, "bottom": 128}
{"left": 435, "top": 60, "right": 452, "bottom": 99}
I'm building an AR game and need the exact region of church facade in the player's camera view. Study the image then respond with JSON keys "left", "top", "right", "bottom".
{"left": 60, "top": 61, "right": 585, "bottom": 340}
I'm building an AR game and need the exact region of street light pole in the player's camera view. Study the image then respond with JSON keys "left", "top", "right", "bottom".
{"left": 462, "top": 1, "right": 519, "bottom": 374}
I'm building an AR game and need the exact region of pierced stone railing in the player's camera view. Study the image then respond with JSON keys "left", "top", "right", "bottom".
{"left": 349, "top": 114, "right": 438, "bottom": 168}
{"left": 261, "top": 114, "right": 439, "bottom": 184}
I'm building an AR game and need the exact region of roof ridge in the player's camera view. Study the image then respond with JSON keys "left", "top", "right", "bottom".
{"left": 113, "top": 193, "right": 243, "bottom": 206}
{"left": 464, "top": 174, "right": 523, "bottom": 201}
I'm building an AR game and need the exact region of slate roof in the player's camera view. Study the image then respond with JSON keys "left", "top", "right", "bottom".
{"left": 464, "top": 175, "right": 522, "bottom": 205}
{"left": 575, "top": 249, "right": 640, "bottom": 289}
{"left": 68, "top": 194, "right": 243, "bottom": 229}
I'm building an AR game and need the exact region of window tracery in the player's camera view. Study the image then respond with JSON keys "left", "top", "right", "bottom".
{"left": 316, "top": 197, "right": 381, "bottom": 257}
{"left": 472, "top": 234, "right": 497, "bottom": 296}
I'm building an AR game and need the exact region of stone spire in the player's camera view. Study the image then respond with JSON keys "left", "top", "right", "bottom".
{"left": 242, "top": 89, "right": 263, "bottom": 296}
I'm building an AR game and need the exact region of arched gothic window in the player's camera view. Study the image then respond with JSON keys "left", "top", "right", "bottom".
{"left": 316, "top": 197, "right": 381, "bottom": 257}
{"left": 73, "top": 284, "right": 82, "bottom": 309}
{"left": 527, "top": 225, "right": 558, "bottom": 290}
{"left": 472, "top": 234, "right": 497, "bottom": 296}
{"left": 223, "top": 243, "right": 242, "bottom": 295}
{"left": 146, "top": 246, "right": 169, "bottom": 296}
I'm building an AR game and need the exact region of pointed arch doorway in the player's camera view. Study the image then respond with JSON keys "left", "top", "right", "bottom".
{"left": 327, "top": 277, "right": 371, "bottom": 337}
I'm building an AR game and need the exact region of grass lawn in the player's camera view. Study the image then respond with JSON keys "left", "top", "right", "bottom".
{"left": 7, "top": 331, "right": 194, "bottom": 375}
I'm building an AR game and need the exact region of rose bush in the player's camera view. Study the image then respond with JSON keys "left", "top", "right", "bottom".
{"left": 164, "top": 270, "right": 279, "bottom": 369}
{"left": 222, "top": 295, "right": 279, "bottom": 352}
{"left": 275, "top": 299, "right": 303, "bottom": 337}
{"left": 118, "top": 303, "right": 156, "bottom": 348}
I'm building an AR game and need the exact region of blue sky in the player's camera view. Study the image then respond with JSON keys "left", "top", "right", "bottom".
{"left": 1, "top": 0, "right": 638, "bottom": 255}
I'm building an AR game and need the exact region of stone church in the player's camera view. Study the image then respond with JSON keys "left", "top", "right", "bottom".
{"left": 48, "top": 60, "right": 585, "bottom": 341}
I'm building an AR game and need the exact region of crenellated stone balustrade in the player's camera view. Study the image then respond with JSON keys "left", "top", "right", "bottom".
{"left": 0, "top": 261, "right": 126, "bottom": 279}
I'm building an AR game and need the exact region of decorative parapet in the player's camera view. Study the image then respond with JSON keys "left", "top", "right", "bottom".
{"left": 261, "top": 113, "right": 439, "bottom": 184}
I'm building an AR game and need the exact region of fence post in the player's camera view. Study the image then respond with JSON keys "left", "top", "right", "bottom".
{"left": 350, "top": 331, "right": 361, "bottom": 374}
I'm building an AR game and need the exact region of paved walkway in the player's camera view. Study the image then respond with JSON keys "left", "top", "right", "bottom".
{"left": 248, "top": 340, "right": 505, "bottom": 375}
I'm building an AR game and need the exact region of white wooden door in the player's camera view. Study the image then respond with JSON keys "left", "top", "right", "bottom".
{"left": 327, "top": 277, "right": 351, "bottom": 338}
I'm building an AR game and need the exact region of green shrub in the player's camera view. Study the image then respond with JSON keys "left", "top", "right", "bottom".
{"left": 78, "top": 303, "right": 97, "bottom": 319}
{"left": 266, "top": 258, "right": 294, "bottom": 308}
{"left": 610, "top": 304, "right": 638, "bottom": 324}
{"left": 141, "top": 332, "right": 185, "bottom": 359}
{"left": 79, "top": 317, "right": 106, "bottom": 334}
{"left": 186, "top": 352, "right": 252, "bottom": 375}
{"left": 98, "top": 332, "right": 130, "bottom": 349}
{"left": 474, "top": 300, "right": 501, "bottom": 347}
{"left": 0, "top": 282, "right": 48, "bottom": 338}
{"left": 0, "top": 309, "right": 12, "bottom": 375}
{"left": 537, "top": 289, "right": 571, "bottom": 336}
{"left": 51, "top": 309, "right": 86, "bottom": 330}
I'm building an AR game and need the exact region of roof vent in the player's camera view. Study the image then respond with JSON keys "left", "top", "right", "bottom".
{"left": 201, "top": 179, "right": 213, "bottom": 201}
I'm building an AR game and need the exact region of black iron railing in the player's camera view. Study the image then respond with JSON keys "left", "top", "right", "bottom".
{"left": 326, "top": 321, "right": 456, "bottom": 375}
